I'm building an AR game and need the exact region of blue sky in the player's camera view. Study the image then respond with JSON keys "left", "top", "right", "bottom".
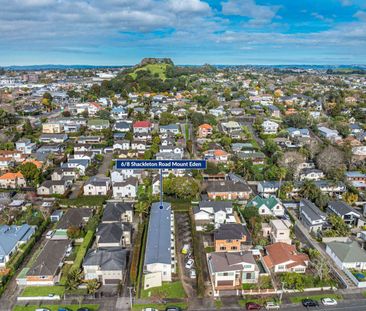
{"left": 0, "top": 0, "right": 365, "bottom": 65}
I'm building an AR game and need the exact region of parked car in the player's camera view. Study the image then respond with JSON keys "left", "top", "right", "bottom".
{"left": 190, "top": 269, "right": 196, "bottom": 279}
{"left": 58, "top": 308, "right": 71, "bottom": 311}
{"left": 302, "top": 299, "right": 319, "bottom": 307}
{"left": 185, "top": 258, "right": 194, "bottom": 269}
{"left": 142, "top": 308, "right": 158, "bottom": 311}
{"left": 321, "top": 298, "right": 337, "bottom": 306}
{"left": 181, "top": 244, "right": 190, "bottom": 254}
{"left": 165, "top": 307, "right": 182, "bottom": 311}
{"left": 246, "top": 302, "right": 262, "bottom": 310}
{"left": 265, "top": 301, "right": 280, "bottom": 309}
{"left": 46, "top": 230, "right": 54, "bottom": 239}
{"left": 77, "top": 308, "right": 91, "bottom": 311}
{"left": 36, "top": 309, "right": 50, "bottom": 311}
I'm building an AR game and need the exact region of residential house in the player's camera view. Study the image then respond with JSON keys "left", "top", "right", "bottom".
{"left": 87, "top": 119, "right": 110, "bottom": 130}
{"left": 159, "top": 124, "right": 180, "bottom": 135}
{"left": 102, "top": 201, "right": 133, "bottom": 223}
{"left": 299, "top": 169, "right": 325, "bottom": 181}
{"left": 144, "top": 202, "right": 175, "bottom": 282}
{"left": 0, "top": 172, "right": 26, "bottom": 189}
{"left": 247, "top": 195, "right": 285, "bottom": 217}
{"left": 96, "top": 222, "right": 132, "bottom": 248}
{"left": 133, "top": 121, "right": 153, "bottom": 134}
{"left": 318, "top": 126, "right": 342, "bottom": 142}
{"left": 37, "top": 180, "right": 68, "bottom": 195}
{"left": 299, "top": 199, "right": 326, "bottom": 232}
{"left": 25, "top": 240, "right": 70, "bottom": 285}
{"left": 0, "top": 224, "right": 35, "bottom": 267}
{"left": 39, "top": 133, "right": 68, "bottom": 143}
{"left": 198, "top": 123, "right": 213, "bottom": 138}
{"left": 326, "top": 241, "right": 366, "bottom": 270}
{"left": 111, "top": 106, "right": 128, "bottom": 119}
{"left": 61, "top": 159, "right": 89, "bottom": 176}
{"left": 268, "top": 104, "right": 281, "bottom": 118}
{"left": 221, "top": 121, "right": 241, "bottom": 134}
{"left": 207, "top": 251, "right": 259, "bottom": 294}
{"left": 83, "top": 176, "right": 111, "bottom": 196}
{"left": 15, "top": 138, "right": 36, "bottom": 154}
{"left": 193, "top": 201, "right": 235, "bottom": 231}
{"left": 263, "top": 242, "right": 309, "bottom": 273}
{"left": 214, "top": 224, "right": 251, "bottom": 252}
{"left": 56, "top": 208, "right": 92, "bottom": 231}
{"left": 113, "top": 140, "right": 130, "bottom": 152}
{"left": 327, "top": 200, "right": 363, "bottom": 227}
{"left": 206, "top": 180, "right": 252, "bottom": 200}
{"left": 83, "top": 248, "right": 128, "bottom": 285}
{"left": 203, "top": 149, "right": 229, "bottom": 163}
{"left": 112, "top": 177, "right": 138, "bottom": 199}
{"left": 42, "top": 122, "right": 63, "bottom": 134}
{"left": 261, "top": 120, "right": 279, "bottom": 135}
{"left": 113, "top": 121, "right": 131, "bottom": 132}
{"left": 262, "top": 219, "right": 292, "bottom": 245}
{"left": 345, "top": 171, "right": 366, "bottom": 190}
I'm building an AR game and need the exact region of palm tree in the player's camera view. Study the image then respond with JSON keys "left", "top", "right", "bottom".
{"left": 65, "top": 268, "right": 82, "bottom": 290}
{"left": 134, "top": 201, "right": 149, "bottom": 223}
{"left": 86, "top": 279, "right": 100, "bottom": 295}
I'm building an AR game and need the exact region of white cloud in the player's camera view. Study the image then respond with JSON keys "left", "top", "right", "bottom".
{"left": 221, "top": 0, "right": 280, "bottom": 25}
{"left": 354, "top": 10, "right": 366, "bottom": 21}
{"left": 311, "top": 12, "right": 333, "bottom": 23}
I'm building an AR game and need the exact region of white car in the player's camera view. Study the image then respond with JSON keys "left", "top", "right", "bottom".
{"left": 185, "top": 258, "right": 194, "bottom": 269}
{"left": 190, "top": 269, "right": 196, "bottom": 279}
{"left": 142, "top": 308, "right": 158, "bottom": 311}
{"left": 265, "top": 301, "right": 280, "bottom": 309}
{"left": 321, "top": 298, "right": 337, "bottom": 306}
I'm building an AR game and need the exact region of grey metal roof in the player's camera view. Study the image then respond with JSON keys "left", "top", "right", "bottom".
{"left": 97, "top": 222, "right": 131, "bottom": 244}
{"left": 208, "top": 251, "right": 256, "bottom": 273}
{"left": 300, "top": 199, "right": 326, "bottom": 222}
{"left": 83, "top": 248, "right": 128, "bottom": 271}
{"left": 27, "top": 240, "right": 70, "bottom": 277}
{"left": 144, "top": 202, "right": 172, "bottom": 266}
{"left": 102, "top": 202, "right": 133, "bottom": 222}
{"left": 328, "top": 200, "right": 360, "bottom": 217}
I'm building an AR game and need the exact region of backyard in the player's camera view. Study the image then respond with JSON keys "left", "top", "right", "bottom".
{"left": 21, "top": 286, "right": 65, "bottom": 297}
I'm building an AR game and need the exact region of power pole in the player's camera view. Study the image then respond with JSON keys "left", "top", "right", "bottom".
{"left": 279, "top": 281, "right": 285, "bottom": 304}
{"left": 128, "top": 286, "right": 133, "bottom": 308}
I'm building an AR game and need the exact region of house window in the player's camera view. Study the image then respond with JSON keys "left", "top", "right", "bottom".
{"left": 231, "top": 246, "right": 237, "bottom": 250}
{"left": 220, "top": 246, "right": 226, "bottom": 251}
{"left": 261, "top": 209, "right": 265, "bottom": 213}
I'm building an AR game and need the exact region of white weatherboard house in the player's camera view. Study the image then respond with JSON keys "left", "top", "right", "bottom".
{"left": 144, "top": 202, "right": 176, "bottom": 284}
{"left": 326, "top": 241, "right": 366, "bottom": 271}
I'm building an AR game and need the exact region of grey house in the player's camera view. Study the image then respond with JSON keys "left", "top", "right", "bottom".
{"left": 83, "top": 248, "right": 128, "bottom": 285}
{"left": 96, "top": 222, "right": 132, "bottom": 247}
{"left": 299, "top": 199, "right": 326, "bottom": 232}
{"left": 327, "top": 201, "right": 363, "bottom": 228}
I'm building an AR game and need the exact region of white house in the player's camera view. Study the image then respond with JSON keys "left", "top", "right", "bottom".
{"left": 262, "top": 120, "right": 279, "bottom": 135}
{"left": 144, "top": 202, "right": 175, "bottom": 282}
{"left": 326, "top": 241, "right": 366, "bottom": 271}
{"left": 193, "top": 201, "right": 236, "bottom": 231}
{"left": 112, "top": 177, "right": 138, "bottom": 199}
{"left": 83, "top": 176, "right": 111, "bottom": 196}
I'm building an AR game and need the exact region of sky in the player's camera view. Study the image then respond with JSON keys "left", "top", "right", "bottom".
{"left": 0, "top": 0, "right": 366, "bottom": 66}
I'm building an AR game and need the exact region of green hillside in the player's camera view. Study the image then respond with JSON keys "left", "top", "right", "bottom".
{"left": 130, "top": 63, "right": 172, "bottom": 80}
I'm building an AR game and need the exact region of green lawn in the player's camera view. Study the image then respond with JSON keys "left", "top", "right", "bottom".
{"left": 140, "top": 281, "right": 186, "bottom": 299}
{"left": 13, "top": 304, "right": 99, "bottom": 311}
{"left": 130, "top": 63, "right": 170, "bottom": 80}
{"left": 21, "top": 286, "right": 65, "bottom": 297}
{"left": 289, "top": 293, "right": 342, "bottom": 303}
{"left": 132, "top": 302, "right": 187, "bottom": 311}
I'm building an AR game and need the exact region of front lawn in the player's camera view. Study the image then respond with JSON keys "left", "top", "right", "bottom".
{"left": 140, "top": 281, "right": 186, "bottom": 299}
{"left": 13, "top": 304, "right": 99, "bottom": 311}
{"left": 132, "top": 302, "right": 187, "bottom": 311}
{"left": 20, "top": 286, "right": 65, "bottom": 297}
{"left": 289, "top": 293, "right": 342, "bottom": 303}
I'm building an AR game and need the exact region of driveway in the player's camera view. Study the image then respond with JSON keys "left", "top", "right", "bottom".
{"left": 175, "top": 212, "right": 197, "bottom": 298}
{"left": 97, "top": 152, "right": 113, "bottom": 177}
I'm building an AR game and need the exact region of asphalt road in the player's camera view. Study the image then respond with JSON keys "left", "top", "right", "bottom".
{"left": 189, "top": 298, "right": 366, "bottom": 311}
